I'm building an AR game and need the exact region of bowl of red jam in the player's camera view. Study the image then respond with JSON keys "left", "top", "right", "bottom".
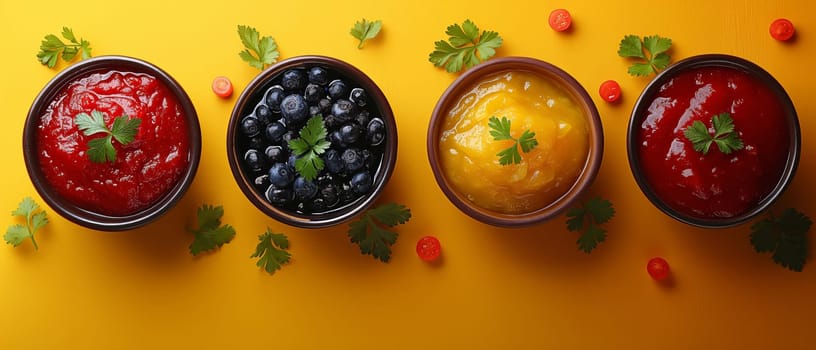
{"left": 23, "top": 55, "right": 201, "bottom": 231}
{"left": 627, "top": 54, "right": 800, "bottom": 228}
{"left": 227, "top": 55, "right": 397, "bottom": 228}
{"left": 427, "top": 57, "right": 604, "bottom": 227}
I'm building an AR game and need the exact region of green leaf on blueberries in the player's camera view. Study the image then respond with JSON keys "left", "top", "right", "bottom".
{"left": 350, "top": 18, "right": 382, "bottom": 49}
{"left": 750, "top": 208, "right": 811, "bottom": 272}
{"left": 565, "top": 197, "right": 615, "bottom": 253}
{"left": 4, "top": 197, "right": 48, "bottom": 250}
{"left": 74, "top": 110, "right": 141, "bottom": 163}
{"left": 348, "top": 203, "right": 411, "bottom": 262}
{"left": 288, "top": 115, "right": 330, "bottom": 181}
{"left": 617, "top": 34, "right": 672, "bottom": 76}
{"left": 251, "top": 229, "right": 291, "bottom": 274}
{"left": 238, "top": 25, "right": 279, "bottom": 70}
{"left": 429, "top": 19, "right": 503, "bottom": 73}
{"left": 488, "top": 116, "right": 538, "bottom": 165}
{"left": 188, "top": 204, "right": 236, "bottom": 256}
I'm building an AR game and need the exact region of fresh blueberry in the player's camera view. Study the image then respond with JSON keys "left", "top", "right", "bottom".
{"left": 318, "top": 98, "right": 332, "bottom": 114}
{"left": 350, "top": 172, "right": 372, "bottom": 194}
{"left": 282, "top": 130, "right": 297, "bottom": 144}
{"left": 304, "top": 83, "right": 324, "bottom": 103}
{"left": 329, "top": 130, "right": 347, "bottom": 149}
{"left": 264, "top": 122, "right": 287, "bottom": 143}
{"left": 354, "top": 110, "right": 370, "bottom": 129}
{"left": 323, "top": 149, "right": 344, "bottom": 174}
{"left": 339, "top": 123, "right": 362, "bottom": 145}
{"left": 244, "top": 149, "right": 264, "bottom": 172}
{"left": 367, "top": 117, "right": 385, "bottom": 146}
{"left": 349, "top": 88, "right": 367, "bottom": 107}
{"left": 268, "top": 162, "right": 295, "bottom": 187}
{"left": 265, "top": 185, "right": 293, "bottom": 205}
{"left": 309, "top": 106, "right": 321, "bottom": 117}
{"left": 293, "top": 177, "right": 318, "bottom": 200}
{"left": 342, "top": 148, "right": 364, "bottom": 172}
{"left": 265, "top": 85, "right": 285, "bottom": 112}
{"left": 324, "top": 115, "right": 341, "bottom": 130}
{"left": 240, "top": 116, "right": 261, "bottom": 137}
{"left": 254, "top": 174, "right": 270, "bottom": 188}
{"left": 265, "top": 145, "right": 286, "bottom": 163}
{"left": 255, "top": 104, "right": 274, "bottom": 125}
{"left": 280, "top": 94, "right": 308, "bottom": 124}
{"left": 328, "top": 79, "right": 348, "bottom": 100}
{"left": 281, "top": 69, "right": 306, "bottom": 91}
{"left": 308, "top": 67, "right": 329, "bottom": 85}
{"left": 331, "top": 99, "right": 357, "bottom": 123}
{"left": 287, "top": 154, "right": 297, "bottom": 169}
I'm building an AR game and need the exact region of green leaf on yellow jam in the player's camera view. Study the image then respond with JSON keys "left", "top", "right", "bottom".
{"left": 487, "top": 116, "right": 538, "bottom": 165}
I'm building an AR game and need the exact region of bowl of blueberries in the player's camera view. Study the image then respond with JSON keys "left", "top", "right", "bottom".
{"left": 227, "top": 55, "right": 397, "bottom": 228}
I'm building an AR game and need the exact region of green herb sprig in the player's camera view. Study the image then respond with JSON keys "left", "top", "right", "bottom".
{"left": 4, "top": 197, "right": 48, "bottom": 250}
{"left": 188, "top": 204, "right": 236, "bottom": 256}
{"left": 350, "top": 19, "right": 382, "bottom": 49}
{"left": 488, "top": 116, "right": 538, "bottom": 165}
{"left": 617, "top": 35, "right": 672, "bottom": 76}
{"left": 74, "top": 110, "right": 141, "bottom": 163}
{"left": 251, "top": 229, "right": 292, "bottom": 274}
{"left": 37, "top": 27, "right": 92, "bottom": 68}
{"left": 750, "top": 208, "right": 811, "bottom": 272}
{"left": 683, "top": 113, "right": 744, "bottom": 155}
{"left": 238, "top": 25, "right": 279, "bottom": 70}
{"left": 429, "top": 19, "right": 503, "bottom": 73}
{"left": 288, "top": 115, "right": 331, "bottom": 181}
{"left": 566, "top": 197, "right": 615, "bottom": 253}
{"left": 348, "top": 203, "right": 411, "bottom": 262}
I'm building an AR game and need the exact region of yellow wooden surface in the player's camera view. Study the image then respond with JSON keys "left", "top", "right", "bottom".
{"left": 1, "top": 0, "right": 814, "bottom": 348}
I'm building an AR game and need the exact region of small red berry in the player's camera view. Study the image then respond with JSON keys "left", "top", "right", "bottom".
{"left": 647, "top": 257, "right": 671, "bottom": 281}
{"left": 769, "top": 18, "right": 795, "bottom": 41}
{"left": 599, "top": 80, "right": 621, "bottom": 103}
{"left": 416, "top": 236, "right": 441, "bottom": 261}
{"left": 548, "top": 9, "right": 572, "bottom": 32}
{"left": 212, "top": 76, "right": 233, "bottom": 98}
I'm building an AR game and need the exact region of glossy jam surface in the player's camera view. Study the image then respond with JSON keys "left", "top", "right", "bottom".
{"left": 439, "top": 71, "right": 589, "bottom": 214}
{"left": 637, "top": 66, "right": 789, "bottom": 219}
{"left": 37, "top": 70, "right": 189, "bottom": 216}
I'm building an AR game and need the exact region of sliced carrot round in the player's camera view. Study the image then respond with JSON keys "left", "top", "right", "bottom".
{"left": 599, "top": 80, "right": 621, "bottom": 103}
{"left": 212, "top": 76, "right": 234, "bottom": 98}
{"left": 549, "top": 9, "right": 572, "bottom": 32}
{"left": 769, "top": 18, "right": 795, "bottom": 41}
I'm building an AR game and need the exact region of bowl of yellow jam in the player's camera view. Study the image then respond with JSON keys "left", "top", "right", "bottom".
{"left": 427, "top": 57, "right": 603, "bottom": 227}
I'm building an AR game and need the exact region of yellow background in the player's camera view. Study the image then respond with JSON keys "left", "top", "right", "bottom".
{"left": 1, "top": 0, "right": 814, "bottom": 348}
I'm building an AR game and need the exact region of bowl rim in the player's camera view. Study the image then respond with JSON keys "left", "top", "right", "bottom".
{"left": 427, "top": 56, "right": 604, "bottom": 227}
{"left": 23, "top": 55, "right": 202, "bottom": 231}
{"left": 626, "top": 53, "right": 801, "bottom": 228}
{"left": 226, "top": 55, "right": 398, "bottom": 228}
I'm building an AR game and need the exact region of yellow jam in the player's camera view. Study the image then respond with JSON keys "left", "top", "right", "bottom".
{"left": 439, "top": 71, "right": 589, "bottom": 214}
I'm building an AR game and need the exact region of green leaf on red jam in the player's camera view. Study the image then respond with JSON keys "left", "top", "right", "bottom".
{"left": 683, "top": 113, "right": 744, "bottom": 155}
{"left": 74, "top": 110, "right": 141, "bottom": 163}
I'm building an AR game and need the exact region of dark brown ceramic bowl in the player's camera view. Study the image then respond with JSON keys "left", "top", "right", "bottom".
{"left": 427, "top": 57, "right": 604, "bottom": 227}
{"left": 627, "top": 54, "right": 800, "bottom": 228}
{"left": 23, "top": 55, "right": 201, "bottom": 231}
{"left": 227, "top": 55, "right": 397, "bottom": 228}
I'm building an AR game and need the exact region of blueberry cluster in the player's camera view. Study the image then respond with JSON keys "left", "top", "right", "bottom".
{"left": 237, "top": 66, "right": 387, "bottom": 214}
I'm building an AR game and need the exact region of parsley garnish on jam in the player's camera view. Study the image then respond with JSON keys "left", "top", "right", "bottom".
{"left": 288, "top": 115, "right": 331, "bottom": 181}
{"left": 750, "top": 208, "right": 811, "bottom": 272}
{"left": 566, "top": 197, "right": 615, "bottom": 253}
{"left": 488, "top": 116, "right": 538, "bottom": 165}
{"left": 74, "top": 110, "right": 141, "bottom": 163}
{"left": 683, "top": 113, "right": 744, "bottom": 155}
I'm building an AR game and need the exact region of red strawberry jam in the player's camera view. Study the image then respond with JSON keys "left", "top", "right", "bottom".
{"left": 36, "top": 70, "right": 189, "bottom": 216}
{"left": 637, "top": 66, "right": 789, "bottom": 219}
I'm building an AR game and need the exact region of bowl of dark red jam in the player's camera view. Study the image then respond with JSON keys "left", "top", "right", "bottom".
{"left": 23, "top": 55, "right": 201, "bottom": 231}
{"left": 227, "top": 55, "right": 397, "bottom": 228}
{"left": 627, "top": 54, "right": 800, "bottom": 228}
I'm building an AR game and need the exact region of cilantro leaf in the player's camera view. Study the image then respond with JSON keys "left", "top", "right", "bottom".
{"left": 74, "top": 110, "right": 141, "bottom": 163}
{"left": 565, "top": 197, "right": 615, "bottom": 253}
{"left": 251, "top": 229, "right": 292, "bottom": 274}
{"left": 238, "top": 25, "right": 279, "bottom": 70}
{"left": 4, "top": 197, "right": 48, "bottom": 250}
{"left": 188, "top": 204, "right": 236, "bottom": 256}
{"left": 617, "top": 34, "right": 672, "bottom": 76}
{"left": 350, "top": 19, "right": 382, "bottom": 49}
{"left": 750, "top": 208, "right": 811, "bottom": 272}
{"left": 36, "top": 27, "right": 92, "bottom": 68}
{"left": 348, "top": 203, "right": 411, "bottom": 262}
{"left": 429, "top": 19, "right": 503, "bottom": 73}
{"left": 683, "top": 113, "right": 744, "bottom": 155}
{"left": 287, "top": 115, "right": 330, "bottom": 181}
{"left": 487, "top": 116, "right": 538, "bottom": 165}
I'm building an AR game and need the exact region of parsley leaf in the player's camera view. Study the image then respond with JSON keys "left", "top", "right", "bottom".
{"left": 429, "top": 19, "right": 503, "bottom": 73}
{"left": 36, "top": 27, "right": 92, "bottom": 68}
{"left": 750, "top": 208, "right": 811, "bottom": 272}
{"left": 188, "top": 204, "right": 236, "bottom": 256}
{"left": 565, "top": 197, "right": 615, "bottom": 253}
{"left": 288, "top": 115, "right": 331, "bottom": 181}
{"left": 238, "top": 25, "right": 279, "bottom": 70}
{"left": 4, "top": 197, "right": 48, "bottom": 250}
{"left": 350, "top": 19, "right": 382, "bottom": 49}
{"left": 683, "top": 113, "right": 744, "bottom": 155}
{"left": 251, "top": 229, "right": 292, "bottom": 274}
{"left": 74, "top": 110, "right": 141, "bottom": 163}
{"left": 488, "top": 116, "right": 538, "bottom": 165}
{"left": 348, "top": 203, "right": 411, "bottom": 262}
{"left": 617, "top": 35, "right": 672, "bottom": 77}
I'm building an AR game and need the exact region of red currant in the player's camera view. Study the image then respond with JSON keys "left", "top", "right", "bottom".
{"left": 416, "top": 236, "right": 441, "bottom": 261}
{"left": 599, "top": 80, "right": 621, "bottom": 103}
{"left": 769, "top": 18, "right": 795, "bottom": 42}
{"left": 647, "top": 257, "right": 670, "bottom": 281}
